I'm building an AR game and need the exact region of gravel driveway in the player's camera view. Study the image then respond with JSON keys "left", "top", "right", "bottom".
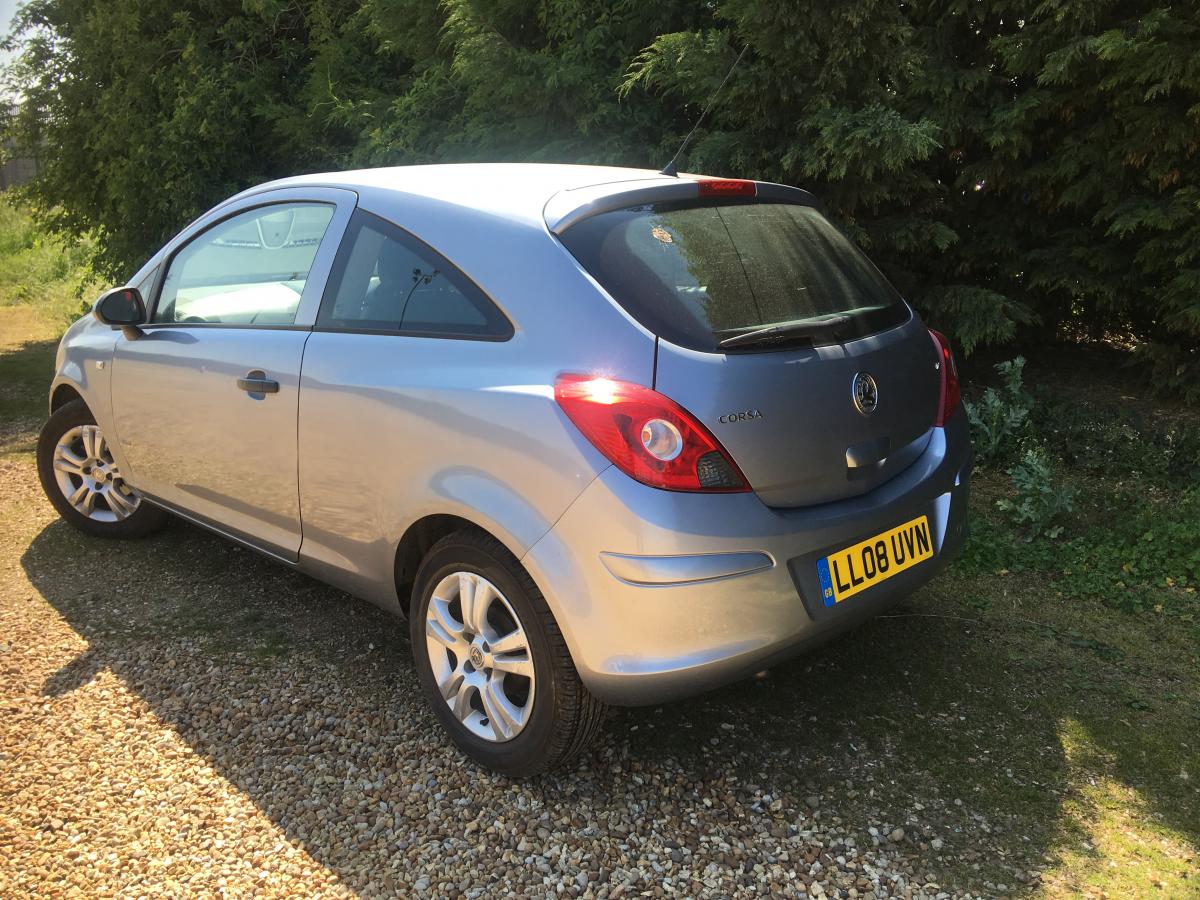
{"left": 1, "top": 452, "right": 1028, "bottom": 898}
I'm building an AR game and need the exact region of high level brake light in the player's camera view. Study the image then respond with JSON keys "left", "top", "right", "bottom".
{"left": 696, "top": 179, "right": 757, "bottom": 198}
{"left": 928, "top": 329, "right": 961, "bottom": 426}
{"left": 554, "top": 375, "right": 749, "bottom": 493}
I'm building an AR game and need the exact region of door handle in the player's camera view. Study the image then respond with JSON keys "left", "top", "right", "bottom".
{"left": 237, "top": 370, "right": 280, "bottom": 394}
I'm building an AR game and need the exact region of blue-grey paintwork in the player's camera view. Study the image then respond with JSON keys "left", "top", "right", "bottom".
{"left": 49, "top": 163, "right": 972, "bottom": 706}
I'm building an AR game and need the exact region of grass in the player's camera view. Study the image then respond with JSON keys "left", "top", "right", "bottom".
{"left": 0, "top": 196, "right": 96, "bottom": 323}
{"left": 0, "top": 305, "right": 61, "bottom": 454}
{"left": 0, "top": 199, "right": 1196, "bottom": 896}
{"left": 0, "top": 197, "right": 96, "bottom": 454}
{"left": 962, "top": 357, "right": 1200, "bottom": 622}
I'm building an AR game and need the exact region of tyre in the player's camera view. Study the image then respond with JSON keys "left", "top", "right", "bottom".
{"left": 409, "top": 529, "right": 607, "bottom": 776}
{"left": 37, "top": 399, "right": 169, "bottom": 539}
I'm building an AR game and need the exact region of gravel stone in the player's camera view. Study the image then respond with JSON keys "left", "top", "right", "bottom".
{"left": 0, "top": 453, "right": 986, "bottom": 897}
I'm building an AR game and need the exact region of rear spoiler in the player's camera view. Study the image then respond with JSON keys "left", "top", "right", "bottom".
{"left": 543, "top": 176, "right": 819, "bottom": 235}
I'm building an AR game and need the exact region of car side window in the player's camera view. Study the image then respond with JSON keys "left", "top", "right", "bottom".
{"left": 153, "top": 203, "right": 335, "bottom": 325}
{"left": 131, "top": 263, "right": 160, "bottom": 304}
{"left": 317, "top": 210, "right": 511, "bottom": 339}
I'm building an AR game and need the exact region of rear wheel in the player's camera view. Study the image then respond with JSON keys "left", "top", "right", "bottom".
{"left": 409, "top": 529, "right": 606, "bottom": 776}
{"left": 37, "top": 399, "right": 168, "bottom": 538}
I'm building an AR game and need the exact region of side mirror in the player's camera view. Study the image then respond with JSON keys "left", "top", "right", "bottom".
{"left": 93, "top": 286, "right": 146, "bottom": 329}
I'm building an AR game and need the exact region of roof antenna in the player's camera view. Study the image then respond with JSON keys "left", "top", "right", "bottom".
{"left": 660, "top": 44, "right": 749, "bottom": 177}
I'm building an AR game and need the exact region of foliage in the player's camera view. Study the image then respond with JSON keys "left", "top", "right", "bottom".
{"left": 964, "top": 357, "right": 1032, "bottom": 466}
{"left": 0, "top": 196, "right": 94, "bottom": 323}
{"left": 959, "top": 375, "right": 1199, "bottom": 616}
{"left": 1058, "top": 498, "right": 1200, "bottom": 615}
{"left": 996, "top": 447, "right": 1077, "bottom": 541}
{"left": 2, "top": 0, "right": 1199, "bottom": 394}
{"left": 1031, "top": 389, "right": 1200, "bottom": 486}
{"left": 965, "top": 484, "right": 1199, "bottom": 616}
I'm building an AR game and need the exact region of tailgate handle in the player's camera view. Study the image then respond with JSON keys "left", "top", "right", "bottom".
{"left": 846, "top": 436, "right": 890, "bottom": 472}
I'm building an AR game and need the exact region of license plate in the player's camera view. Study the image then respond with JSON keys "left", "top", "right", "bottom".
{"left": 816, "top": 515, "right": 934, "bottom": 607}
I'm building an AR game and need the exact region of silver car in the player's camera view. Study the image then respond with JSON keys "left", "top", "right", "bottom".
{"left": 38, "top": 164, "right": 972, "bottom": 774}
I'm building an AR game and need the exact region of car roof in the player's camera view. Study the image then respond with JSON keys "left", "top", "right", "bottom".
{"left": 242, "top": 163, "right": 680, "bottom": 228}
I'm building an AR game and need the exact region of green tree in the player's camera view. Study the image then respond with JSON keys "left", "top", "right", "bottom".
{"left": 4, "top": 0, "right": 1198, "bottom": 396}
{"left": 620, "top": 0, "right": 1200, "bottom": 393}
{"left": 3, "top": 0, "right": 369, "bottom": 277}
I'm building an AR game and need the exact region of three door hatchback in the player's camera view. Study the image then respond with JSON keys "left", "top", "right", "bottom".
{"left": 39, "top": 164, "right": 971, "bottom": 774}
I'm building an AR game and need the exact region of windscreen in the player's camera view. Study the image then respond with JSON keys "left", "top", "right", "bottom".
{"left": 558, "top": 200, "right": 910, "bottom": 352}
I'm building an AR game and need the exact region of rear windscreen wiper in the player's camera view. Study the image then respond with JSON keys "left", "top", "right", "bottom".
{"left": 718, "top": 314, "right": 851, "bottom": 350}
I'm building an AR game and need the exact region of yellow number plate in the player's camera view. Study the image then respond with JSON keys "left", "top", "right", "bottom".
{"left": 816, "top": 515, "right": 934, "bottom": 607}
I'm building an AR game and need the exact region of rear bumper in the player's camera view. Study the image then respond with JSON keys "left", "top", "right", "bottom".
{"left": 522, "top": 414, "right": 972, "bottom": 706}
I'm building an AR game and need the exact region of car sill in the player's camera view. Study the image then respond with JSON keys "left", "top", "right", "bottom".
{"left": 140, "top": 492, "right": 299, "bottom": 566}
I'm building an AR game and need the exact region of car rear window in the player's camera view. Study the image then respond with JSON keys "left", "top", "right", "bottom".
{"left": 558, "top": 200, "right": 910, "bottom": 352}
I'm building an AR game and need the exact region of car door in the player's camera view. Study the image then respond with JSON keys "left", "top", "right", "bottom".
{"left": 110, "top": 187, "right": 356, "bottom": 560}
{"left": 294, "top": 208, "right": 518, "bottom": 604}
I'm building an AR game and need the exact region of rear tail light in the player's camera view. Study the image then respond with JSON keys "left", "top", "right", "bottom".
{"left": 554, "top": 375, "right": 749, "bottom": 492}
{"left": 928, "top": 329, "right": 961, "bottom": 426}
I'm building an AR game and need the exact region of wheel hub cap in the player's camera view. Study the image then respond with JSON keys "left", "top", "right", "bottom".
{"left": 424, "top": 571, "right": 535, "bottom": 743}
{"left": 52, "top": 424, "right": 142, "bottom": 523}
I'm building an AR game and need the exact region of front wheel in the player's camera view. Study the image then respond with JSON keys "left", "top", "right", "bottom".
{"left": 37, "top": 399, "right": 168, "bottom": 538}
{"left": 410, "top": 530, "right": 606, "bottom": 776}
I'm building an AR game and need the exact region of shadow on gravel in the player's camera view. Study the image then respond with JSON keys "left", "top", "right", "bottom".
{"left": 42, "top": 647, "right": 105, "bottom": 696}
{"left": 20, "top": 515, "right": 1198, "bottom": 895}
{"left": 0, "top": 334, "right": 59, "bottom": 452}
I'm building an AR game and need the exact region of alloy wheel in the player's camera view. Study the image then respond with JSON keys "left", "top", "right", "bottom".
{"left": 424, "top": 571, "right": 535, "bottom": 743}
{"left": 51, "top": 424, "right": 141, "bottom": 523}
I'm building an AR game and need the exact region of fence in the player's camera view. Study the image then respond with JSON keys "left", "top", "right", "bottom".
{"left": 0, "top": 141, "right": 38, "bottom": 189}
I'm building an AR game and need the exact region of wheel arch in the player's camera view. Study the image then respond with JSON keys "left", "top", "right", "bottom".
{"left": 387, "top": 475, "right": 585, "bottom": 620}
{"left": 393, "top": 513, "right": 494, "bottom": 617}
{"left": 50, "top": 382, "right": 84, "bottom": 414}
